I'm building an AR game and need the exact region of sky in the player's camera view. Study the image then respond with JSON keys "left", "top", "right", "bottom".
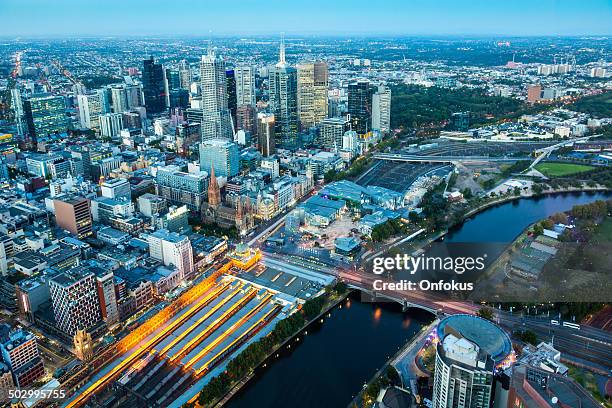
{"left": 1, "top": 0, "right": 611, "bottom": 37}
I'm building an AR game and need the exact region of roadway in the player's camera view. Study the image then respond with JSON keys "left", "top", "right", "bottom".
{"left": 332, "top": 266, "right": 612, "bottom": 368}
{"left": 528, "top": 135, "right": 595, "bottom": 169}
{"left": 373, "top": 153, "right": 532, "bottom": 164}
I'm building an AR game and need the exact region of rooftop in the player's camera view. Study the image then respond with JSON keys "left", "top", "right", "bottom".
{"left": 437, "top": 314, "right": 512, "bottom": 364}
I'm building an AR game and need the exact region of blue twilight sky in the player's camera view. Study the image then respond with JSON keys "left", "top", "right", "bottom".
{"left": 0, "top": 0, "right": 610, "bottom": 37}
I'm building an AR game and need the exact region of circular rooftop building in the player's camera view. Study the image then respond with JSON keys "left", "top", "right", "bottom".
{"left": 436, "top": 314, "right": 512, "bottom": 364}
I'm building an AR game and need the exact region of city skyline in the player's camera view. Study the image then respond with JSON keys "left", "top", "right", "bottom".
{"left": 1, "top": 0, "right": 611, "bottom": 37}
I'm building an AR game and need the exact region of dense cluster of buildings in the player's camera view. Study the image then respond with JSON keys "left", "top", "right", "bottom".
{"left": 0, "top": 36, "right": 397, "bottom": 396}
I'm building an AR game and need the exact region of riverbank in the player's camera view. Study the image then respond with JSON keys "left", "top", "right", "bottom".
{"left": 464, "top": 185, "right": 611, "bottom": 219}
{"left": 348, "top": 318, "right": 440, "bottom": 408}
{"left": 183, "top": 289, "right": 352, "bottom": 408}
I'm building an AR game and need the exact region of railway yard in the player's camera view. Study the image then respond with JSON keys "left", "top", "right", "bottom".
{"left": 63, "top": 251, "right": 330, "bottom": 408}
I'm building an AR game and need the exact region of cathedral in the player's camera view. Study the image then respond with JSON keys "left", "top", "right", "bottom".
{"left": 200, "top": 164, "right": 255, "bottom": 235}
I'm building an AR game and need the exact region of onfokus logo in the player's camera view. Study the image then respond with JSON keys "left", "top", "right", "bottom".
{"left": 372, "top": 253, "right": 487, "bottom": 275}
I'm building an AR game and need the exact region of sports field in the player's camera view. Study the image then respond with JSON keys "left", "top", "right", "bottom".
{"left": 534, "top": 162, "right": 595, "bottom": 177}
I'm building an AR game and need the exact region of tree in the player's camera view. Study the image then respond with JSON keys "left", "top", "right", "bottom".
{"left": 514, "top": 329, "right": 537, "bottom": 345}
{"left": 533, "top": 224, "right": 544, "bottom": 236}
{"left": 461, "top": 188, "right": 473, "bottom": 199}
{"left": 477, "top": 307, "right": 494, "bottom": 321}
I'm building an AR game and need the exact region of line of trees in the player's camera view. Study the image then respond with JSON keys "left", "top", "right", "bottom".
{"left": 192, "top": 287, "right": 342, "bottom": 407}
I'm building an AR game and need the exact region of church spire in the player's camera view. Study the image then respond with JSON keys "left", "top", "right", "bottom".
{"left": 208, "top": 163, "right": 221, "bottom": 208}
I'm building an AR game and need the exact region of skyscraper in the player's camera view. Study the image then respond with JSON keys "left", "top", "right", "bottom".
{"left": 297, "top": 61, "right": 329, "bottom": 129}
{"left": 178, "top": 60, "right": 192, "bottom": 90}
{"left": 99, "top": 113, "right": 124, "bottom": 138}
{"left": 372, "top": 85, "right": 391, "bottom": 133}
{"left": 49, "top": 266, "right": 101, "bottom": 336}
{"left": 77, "top": 91, "right": 107, "bottom": 130}
{"left": 226, "top": 69, "right": 237, "bottom": 129}
{"left": 142, "top": 56, "right": 166, "bottom": 115}
{"left": 235, "top": 66, "right": 256, "bottom": 106}
{"left": 200, "top": 50, "right": 234, "bottom": 141}
{"left": 348, "top": 80, "right": 375, "bottom": 135}
{"left": 23, "top": 94, "right": 69, "bottom": 140}
{"left": 94, "top": 268, "right": 119, "bottom": 326}
{"left": 269, "top": 36, "right": 299, "bottom": 147}
{"left": 199, "top": 139, "right": 239, "bottom": 178}
{"left": 110, "top": 85, "right": 129, "bottom": 113}
{"left": 432, "top": 315, "right": 512, "bottom": 408}
{"left": 318, "top": 117, "right": 350, "bottom": 150}
{"left": 164, "top": 68, "right": 185, "bottom": 108}
{"left": 257, "top": 113, "right": 276, "bottom": 157}
{"left": 125, "top": 83, "right": 143, "bottom": 108}
{"left": 236, "top": 104, "right": 256, "bottom": 136}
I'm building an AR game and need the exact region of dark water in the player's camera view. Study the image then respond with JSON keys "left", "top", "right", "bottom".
{"left": 446, "top": 191, "right": 611, "bottom": 244}
{"left": 226, "top": 192, "right": 610, "bottom": 408}
{"left": 226, "top": 293, "right": 433, "bottom": 408}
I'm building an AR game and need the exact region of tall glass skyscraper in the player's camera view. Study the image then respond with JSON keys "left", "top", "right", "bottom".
{"left": 226, "top": 69, "right": 237, "bottom": 129}
{"left": 200, "top": 50, "right": 234, "bottom": 141}
{"left": 235, "top": 66, "right": 256, "bottom": 107}
{"left": 23, "top": 94, "right": 69, "bottom": 140}
{"left": 347, "top": 79, "right": 375, "bottom": 135}
{"left": 297, "top": 61, "right": 328, "bottom": 129}
{"left": 269, "top": 36, "right": 298, "bottom": 148}
{"left": 142, "top": 56, "right": 166, "bottom": 115}
{"left": 199, "top": 139, "right": 239, "bottom": 178}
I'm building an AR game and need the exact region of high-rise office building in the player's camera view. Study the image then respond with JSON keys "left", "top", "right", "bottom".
{"left": 318, "top": 117, "right": 350, "bottom": 150}
{"left": 372, "top": 85, "right": 391, "bottom": 133}
{"left": 99, "top": 113, "right": 124, "bottom": 138}
{"left": 49, "top": 266, "right": 101, "bottom": 336}
{"left": 54, "top": 196, "right": 93, "bottom": 238}
{"left": 269, "top": 36, "right": 299, "bottom": 147}
{"left": 94, "top": 268, "right": 119, "bottom": 326}
{"left": 77, "top": 91, "right": 107, "bottom": 130}
{"left": 226, "top": 69, "right": 237, "bottom": 128}
{"left": 348, "top": 80, "right": 375, "bottom": 135}
{"left": 200, "top": 50, "right": 234, "bottom": 141}
{"left": 125, "top": 84, "right": 143, "bottom": 108}
{"left": 297, "top": 61, "right": 329, "bottom": 129}
{"left": 23, "top": 94, "right": 69, "bottom": 140}
{"left": 257, "top": 113, "right": 276, "bottom": 157}
{"left": 235, "top": 66, "right": 256, "bottom": 106}
{"left": 164, "top": 68, "right": 187, "bottom": 109}
{"left": 110, "top": 85, "right": 129, "bottom": 113}
{"left": 142, "top": 56, "right": 166, "bottom": 115}
{"left": 147, "top": 229, "right": 194, "bottom": 279}
{"left": 178, "top": 60, "right": 192, "bottom": 90}
{"left": 0, "top": 324, "right": 45, "bottom": 388}
{"left": 432, "top": 315, "right": 512, "bottom": 408}
{"left": 199, "top": 139, "right": 240, "bottom": 178}
{"left": 236, "top": 104, "right": 256, "bottom": 136}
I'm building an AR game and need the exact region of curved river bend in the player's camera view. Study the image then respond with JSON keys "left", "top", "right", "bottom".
{"left": 226, "top": 192, "right": 611, "bottom": 408}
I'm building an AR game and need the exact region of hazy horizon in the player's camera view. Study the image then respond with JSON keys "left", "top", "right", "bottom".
{"left": 1, "top": 0, "right": 611, "bottom": 38}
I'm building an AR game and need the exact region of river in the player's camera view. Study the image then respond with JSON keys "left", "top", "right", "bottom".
{"left": 225, "top": 191, "right": 610, "bottom": 408}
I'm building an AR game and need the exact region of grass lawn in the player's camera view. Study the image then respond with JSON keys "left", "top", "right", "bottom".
{"left": 591, "top": 216, "right": 612, "bottom": 243}
{"left": 535, "top": 162, "right": 595, "bottom": 177}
